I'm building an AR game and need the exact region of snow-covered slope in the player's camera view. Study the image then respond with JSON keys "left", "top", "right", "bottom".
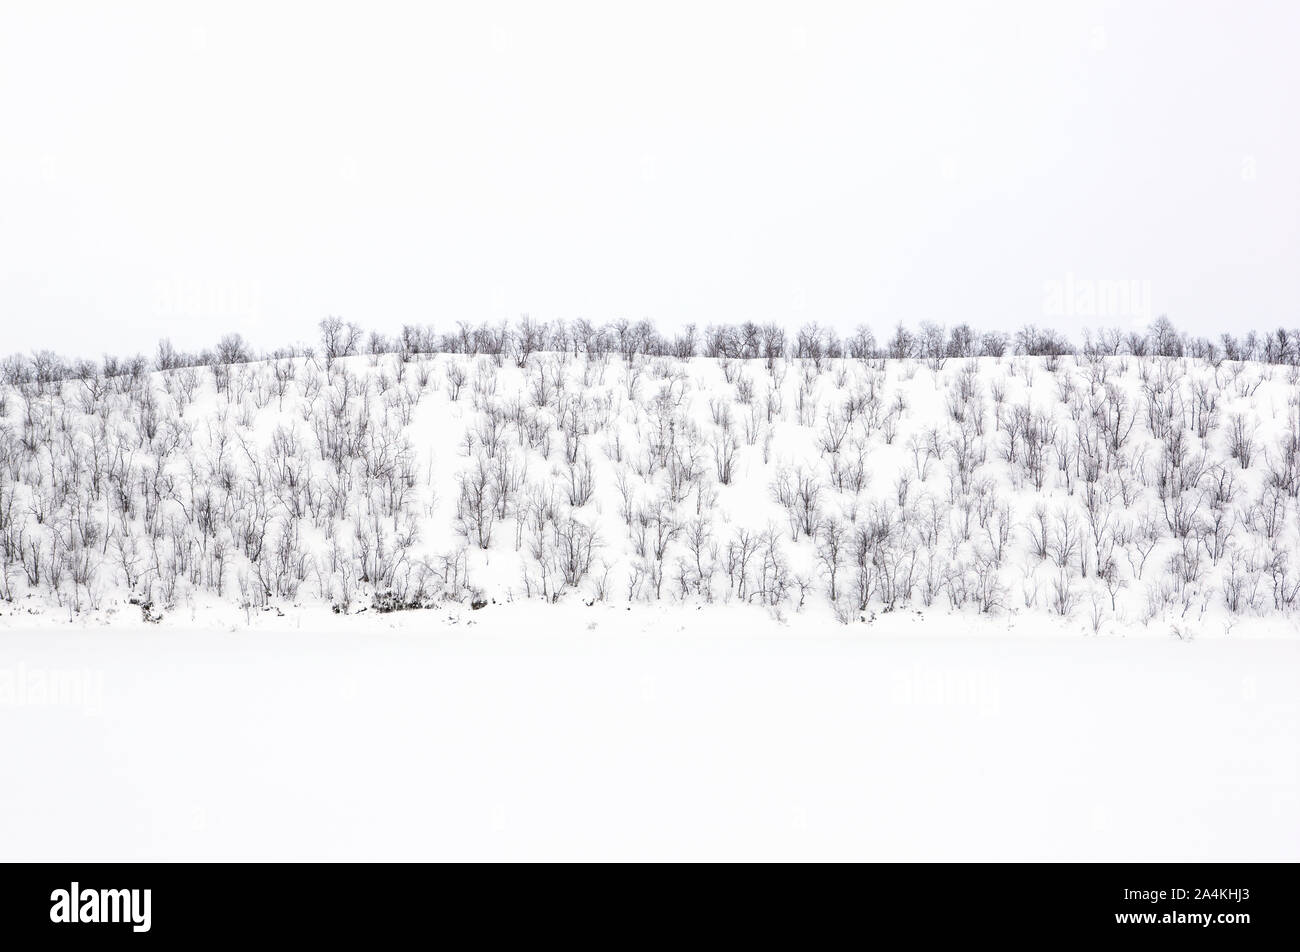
{"left": 4, "top": 345, "right": 1299, "bottom": 862}
{"left": 2, "top": 347, "right": 1299, "bottom": 637}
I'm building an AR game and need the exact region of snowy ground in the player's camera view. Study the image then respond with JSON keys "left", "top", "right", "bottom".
{"left": 2, "top": 606, "right": 1296, "bottom": 861}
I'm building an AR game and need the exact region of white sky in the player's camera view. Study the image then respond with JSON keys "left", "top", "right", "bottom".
{"left": 1, "top": 0, "right": 1297, "bottom": 357}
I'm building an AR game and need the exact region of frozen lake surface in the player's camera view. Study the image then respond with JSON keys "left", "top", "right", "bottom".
{"left": 2, "top": 615, "right": 1297, "bottom": 861}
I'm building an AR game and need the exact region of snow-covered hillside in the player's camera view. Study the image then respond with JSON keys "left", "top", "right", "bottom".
{"left": 4, "top": 326, "right": 1299, "bottom": 862}
{"left": 3, "top": 326, "right": 1300, "bottom": 636}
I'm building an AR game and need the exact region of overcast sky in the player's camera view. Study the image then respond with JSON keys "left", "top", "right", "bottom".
{"left": 1, "top": 0, "right": 1297, "bottom": 357}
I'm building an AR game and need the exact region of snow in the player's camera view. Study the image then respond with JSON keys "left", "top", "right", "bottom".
{"left": 4, "top": 347, "right": 1300, "bottom": 637}
{"left": 2, "top": 605, "right": 1296, "bottom": 861}
{"left": 4, "top": 346, "right": 1300, "bottom": 858}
